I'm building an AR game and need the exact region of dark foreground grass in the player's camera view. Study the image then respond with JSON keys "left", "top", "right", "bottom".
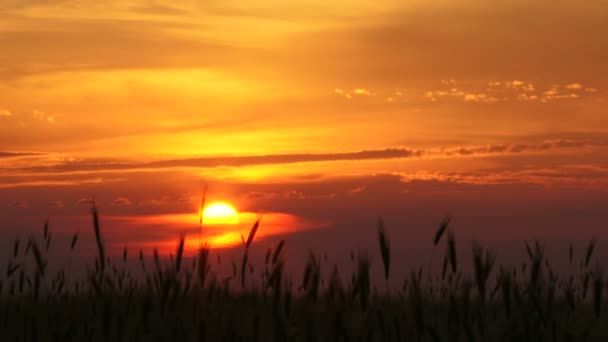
{"left": 1, "top": 205, "right": 608, "bottom": 341}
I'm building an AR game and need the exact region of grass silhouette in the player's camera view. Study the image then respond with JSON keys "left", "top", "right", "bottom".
{"left": 1, "top": 204, "right": 608, "bottom": 341}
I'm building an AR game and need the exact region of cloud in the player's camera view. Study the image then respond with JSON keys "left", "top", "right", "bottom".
{"left": 353, "top": 88, "right": 371, "bottom": 96}
{"left": 522, "top": 84, "right": 535, "bottom": 92}
{"left": 463, "top": 93, "right": 480, "bottom": 101}
{"left": 76, "top": 198, "right": 94, "bottom": 206}
{"left": 0, "top": 178, "right": 105, "bottom": 189}
{"left": 9, "top": 200, "right": 29, "bottom": 208}
{"left": 32, "top": 110, "right": 56, "bottom": 123}
{"left": 0, "top": 151, "right": 44, "bottom": 158}
{"left": 565, "top": 83, "right": 583, "bottom": 90}
{"left": 279, "top": 1, "right": 608, "bottom": 91}
{"left": 543, "top": 88, "right": 558, "bottom": 96}
{"left": 113, "top": 197, "right": 133, "bottom": 206}
{"left": 335, "top": 88, "right": 372, "bottom": 98}
{"left": 334, "top": 88, "right": 352, "bottom": 99}
{"left": 552, "top": 139, "right": 587, "bottom": 148}
{"left": 441, "top": 138, "right": 605, "bottom": 157}
{"left": 445, "top": 144, "right": 510, "bottom": 156}
{"left": 516, "top": 93, "right": 538, "bottom": 101}
{"left": 0, "top": 13, "right": 239, "bottom": 82}
{"left": 487, "top": 145, "right": 508, "bottom": 153}
{"left": 246, "top": 191, "right": 279, "bottom": 200}
{"left": 398, "top": 165, "right": 608, "bottom": 189}
{"left": 137, "top": 198, "right": 166, "bottom": 207}
{"left": 511, "top": 144, "right": 531, "bottom": 153}
{"left": 346, "top": 185, "right": 366, "bottom": 195}
{"left": 511, "top": 80, "right": 525, "bottom": 87}
{"left": 285, "top": 190, "right": 305, "bottom": 199}
{"left": 4, "top": 136, "right": 606, "bottom": 179}
{"left": 15, "top": 148, "right": 424, "bottom": 173}
{"left": 0, "top": 109, "right": 12, "bottom": 117}
{"left": 48, "top": 200, "right": 64, "bottom": 208}
{"left": 463, "top": 93, "right": 498, "bottom": 103}
{"left": 134, "top": 195, "right": 196, "bottom": 208}
{"left": 421, "top": 79, "right": 595, "bottom": 104}
{"left": 245, "top": 190, "right": 343, "bottom": 201}
{"left": 0, "top": 1, "right": 74, "bottom": 10}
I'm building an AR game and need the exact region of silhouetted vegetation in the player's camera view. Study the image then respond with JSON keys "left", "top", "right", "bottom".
{"left": 1, "top": 204, "right": 608, "bottom": 341}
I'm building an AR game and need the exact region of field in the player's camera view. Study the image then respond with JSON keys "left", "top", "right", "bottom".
{"left": 1, "top": 206, "right": 607, "bottom": 341}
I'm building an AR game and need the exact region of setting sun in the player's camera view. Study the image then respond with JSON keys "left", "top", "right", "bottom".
{"left": 203, "top": 202, "right": 239, "bottom": 225}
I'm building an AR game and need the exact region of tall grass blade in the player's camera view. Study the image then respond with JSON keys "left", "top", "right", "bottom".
{"left": 585, "top": 239, "right": 596, "bottom": 268}
{"left": 198, "top": 186, "right": 207, "bottom": 249}
{"left": 176, "top": 234, "right": 185, "bottom": 273}
{"left": 197, "top": 243, "right": 210, "bottom": 288}
{"left": 91, "top": 202, "right": 105, "bottom": 274}
{"left": 246, "top": 219, "right": 260, "bottom": 248}
{"left": 377, "top": 217, "right": 391, "bottom": 284}
{"left": 593, "top": 271, "right": 603, "bottom": 318}
{"left": 273, "top": 240, "right": 285, "bottom": 265}
{"left": 434, "top": 215, "right": 451, "bottom": 246}
{"left": 12, "top": 239, "right": 20, "bottom": 257}
{"left": 70, "top": 232, "right": 79, "bottom": 250}
{"left": 447, "top": 231, "right": 457, "bottom": 273}
{"left": 29, "top": 236, "right": 46, "bottom": 276}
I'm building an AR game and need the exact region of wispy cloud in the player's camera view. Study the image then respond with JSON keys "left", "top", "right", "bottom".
{"left": 11, "top": 148, "right": 423, "bottom": 173}
{"left": 0, "top": 178, "right": 104, "bottom": 189}
{"left": 0, "top": 151, "right": 45, "bottom": 158}
{"left": 346, "top": 185, "right": 366, "bottom": 195}
{"left": 3, "top": 137, "right": 607, "bottom": 179}
{"left": 353, "top": 88, "right": 372, "bottom": 96}
{"left": 565, "top": 83, "right": 583, "bottom": 90}
{"left": 48, "top": 200, "right": 64, "bottom": 208}
{"left": 342, "top": 80, "right": 600, "bottom": 105}
{"left": 32, "top": 110, "right": 56, "bottom": 123}
{"left": 9, "top": 200, "right": 29, "bottom": 208}
{"left": 335, "top": 88, "right": 373, "bottom": 98}
{"left": 246, "top": 191, "right": 280, "bottom": 200}
{"left": 76, "top": 198, "right": 94, "bottom": 206}
{"left": 113, "top": 197, "right": 133, "bottom": 206}
{"left": 398, "top": 165, "right": 608, "bottom": 189}
{"left": 441, "top": 139, "right": 600, "bottom": 156}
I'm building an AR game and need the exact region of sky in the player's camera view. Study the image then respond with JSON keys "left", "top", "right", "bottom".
{"left": 1, "top": 0, "right": 608, "bottom": 280}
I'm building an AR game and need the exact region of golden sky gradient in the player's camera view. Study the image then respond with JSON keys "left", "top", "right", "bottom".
{"left": 1, "top": 1, "right": 608, "bottom": 260}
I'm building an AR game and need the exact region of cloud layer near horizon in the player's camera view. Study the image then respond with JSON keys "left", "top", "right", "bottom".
{"left": 2, "top": 136, "right": 607, "bottom": 175}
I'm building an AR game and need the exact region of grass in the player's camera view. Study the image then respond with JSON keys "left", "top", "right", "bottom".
{"left": 1, "top": 206, "right": 608, "bottom": 341}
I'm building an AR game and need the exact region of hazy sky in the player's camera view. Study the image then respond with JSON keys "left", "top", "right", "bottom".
{"left": 1, "top": 1, "right": 608, "bottom": 277}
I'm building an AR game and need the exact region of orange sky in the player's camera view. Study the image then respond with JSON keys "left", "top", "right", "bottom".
{"left": 1, "top": 1, "right": 608, "bottom": 271}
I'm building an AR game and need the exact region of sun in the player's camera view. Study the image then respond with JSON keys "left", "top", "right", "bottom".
{"left": 202, "top": 202, "right": 239, "bottom": 225}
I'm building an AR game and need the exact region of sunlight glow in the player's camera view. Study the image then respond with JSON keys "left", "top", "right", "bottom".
{"left": 203, "top": 202, "right": 239, "bottom": 225}
{"left": 209, "top": 232, "right": 242, "bottom": 248}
